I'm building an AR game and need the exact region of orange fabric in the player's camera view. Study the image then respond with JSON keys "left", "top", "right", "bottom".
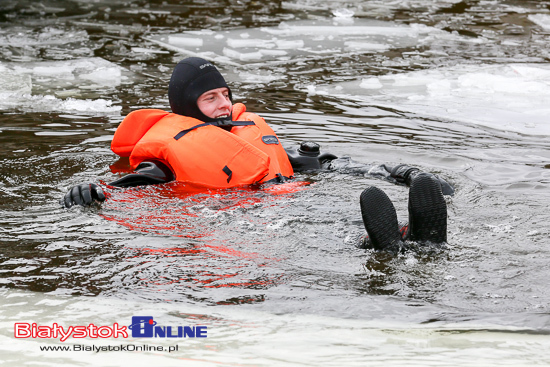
{"left": 111, "top": 109, "right": 170, "bottom": 157}
{"left": 110, "top": 103, "right": 294, "bottom": 188}
{"left": 231, "top": 105, "right": 294, "bottom": 182}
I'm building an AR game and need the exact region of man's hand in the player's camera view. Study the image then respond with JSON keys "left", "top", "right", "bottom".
{"left": 62, "top": 183, "right": 106, "bottom": 208}
{"left": 389, "top": 164, "right": 420, "bottom": 186}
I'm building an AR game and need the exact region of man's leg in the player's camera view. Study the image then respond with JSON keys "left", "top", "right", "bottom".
{"left": 406, "top": 173, "right": 447, "bottom": 243}
{"left": 359, "top": 186, "right": 403, "bottom": 252}
{"left": 359, "top": 173, "right": 448, "bottom": 251}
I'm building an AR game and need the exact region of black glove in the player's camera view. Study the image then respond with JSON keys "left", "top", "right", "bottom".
{"left": 389, "top": 164, "right": 454, "bottom": 196}
{"left": 62, "top": 183, "right": 106, "bottom": 208}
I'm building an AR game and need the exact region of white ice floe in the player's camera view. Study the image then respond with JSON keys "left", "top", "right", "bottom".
{"left": 332, "top": 8, "right": 355, "bottom": 19}
{"left": 528, "top": 14, "right": 550, "bottom": 31}
{"left": 0, "top": 92, "right": 120, "bottom": 114}
{"left": 0, "top": 26, "right": 88, "bottom": 48}
{"left": 10, "top": 57, "right": 128, "bottom": 90}
{"left": 0, "top": 58, "right": 127, "bottom": 114}
{"left": 147, "top": 18, "right": 474, "bottom": 66}
{"left": 282, "top": 0, "right": 461, "bottom": 15}
{"left": 310, "top": 63, "right": 550, "bottom": 136}
{"left": 0, "top": 66, "right": 32, "bottom": 96}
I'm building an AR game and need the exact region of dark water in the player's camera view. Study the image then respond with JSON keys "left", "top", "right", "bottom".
{"left": 1, "top": 1, "right": 550, "bottom": 364}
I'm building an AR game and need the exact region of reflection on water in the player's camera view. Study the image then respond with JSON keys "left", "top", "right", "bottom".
{"left": 1, "top": 0, "right": 550, "bottom": 365}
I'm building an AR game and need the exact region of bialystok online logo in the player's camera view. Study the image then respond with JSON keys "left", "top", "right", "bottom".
{"left": 14, "top": 316, "right": 207, "bottom": 342}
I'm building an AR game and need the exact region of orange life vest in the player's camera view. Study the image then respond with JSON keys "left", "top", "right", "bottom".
{"left": 111, "top": 103, "right": 294, "bottom": 188}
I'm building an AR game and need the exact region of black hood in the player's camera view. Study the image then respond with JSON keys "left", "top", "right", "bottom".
{"left": 168, "top": 57, "right": 232, "bottom": 122}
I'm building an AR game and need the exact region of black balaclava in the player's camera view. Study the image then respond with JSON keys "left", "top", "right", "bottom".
{"left": 168, "top": 57, "right": 232, "bottom": 123}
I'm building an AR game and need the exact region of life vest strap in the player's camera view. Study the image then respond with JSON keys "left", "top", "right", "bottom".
{"left": 222, "top": 165, "right": 233, "bottom": 183}
{"left": 174, "top": 120, "right": 255, "bottom": 141}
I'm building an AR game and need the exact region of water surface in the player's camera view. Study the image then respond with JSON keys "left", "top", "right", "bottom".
{"left": 1, "top": 0, "right": 550, "bottom": 365}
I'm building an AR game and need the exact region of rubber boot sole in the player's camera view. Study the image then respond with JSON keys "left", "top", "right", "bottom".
{"left": 359, "top": 186, "right": 402, "bottom": 252}
{"left": 408, "top": 173, "right": 447, "bottom": 243}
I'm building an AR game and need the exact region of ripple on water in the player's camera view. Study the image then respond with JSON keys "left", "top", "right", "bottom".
{"left": 1, "top": 2, "right": 550, "bottom": 365}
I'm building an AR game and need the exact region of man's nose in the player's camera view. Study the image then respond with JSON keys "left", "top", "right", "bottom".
{"left": 218, "top": 96, "right": 231, "bottom": 110}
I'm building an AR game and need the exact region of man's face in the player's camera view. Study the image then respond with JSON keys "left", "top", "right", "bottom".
{"left": 196, "top": 87, "right": 232, "bottom": 119}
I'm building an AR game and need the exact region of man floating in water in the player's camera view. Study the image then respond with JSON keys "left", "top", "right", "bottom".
{"left": 62, "top": 57, "right": 452, "bottom": 253}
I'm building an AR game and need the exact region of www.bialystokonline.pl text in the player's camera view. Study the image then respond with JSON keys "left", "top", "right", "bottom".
{"left": 39, "top": 344, "right": 180, "bottom": 353}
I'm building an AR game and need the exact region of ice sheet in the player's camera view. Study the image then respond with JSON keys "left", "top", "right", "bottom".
{"left": 281, "top": 0, "right": 540, "bottom": 17}
{"left": 0, "top": 58, "right": 127, "bottom": 114}
{"left": 10, "top": 57, "right": 128, "bottom": 90}
{"left": 309, "top": 63, "right": 550, "bottom": 136}
{"left": 529, "top": 14, "right": 550, "bottom": 31}
{"left": 147, "top": 18, "right": 473, "bottom": 66}
{"left": 0, "top": 92, "right": 120, "bottom": 114}
{"left": 284, "top": 0, "right": 463, "bottom": 16}
{"left": 0, "top": 26, "right": 88, "bottom": 48}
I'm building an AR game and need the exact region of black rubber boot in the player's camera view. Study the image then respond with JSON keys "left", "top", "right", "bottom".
{"left": 359, "top": 186, "right": 402, "bottom": 252}
{"left": 407, "top": 173, "right": 447, "bottom": 243}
